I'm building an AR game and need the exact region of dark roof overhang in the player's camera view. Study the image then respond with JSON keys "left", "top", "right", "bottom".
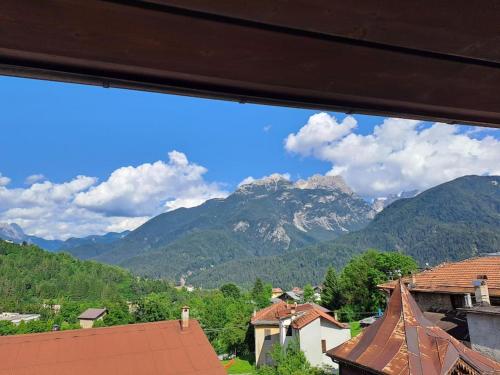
{"left": 2, "top": 1, "right": 500, "bottom": 128}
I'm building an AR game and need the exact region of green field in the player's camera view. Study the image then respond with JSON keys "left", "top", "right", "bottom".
{"left": 350, "top": 321, "right": 362, "bottom": 337}
{"left": 222, "top": 358, "right": 256, "bottom": 374}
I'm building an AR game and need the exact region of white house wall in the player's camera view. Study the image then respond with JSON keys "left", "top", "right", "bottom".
{"left": 320, "top": 320, "right": 351, "bottom": 367}
{"left": 298, "top": 318, "right": 351, "bottom": 369}
{"left": 299, "top": 318, "right": 323, "bottom": 367}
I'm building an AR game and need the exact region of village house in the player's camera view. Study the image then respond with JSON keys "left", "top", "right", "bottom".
{"left": 0, "top": 307, "right": 225, "bottom": 375}
{"left": 251, "top": 301, "right": 351, "bottom": 369}
{"left": 378, "top": 257, "right": 500, "bottom": 311}
{"left": 276, "top": 291, "right": 302, "bottom": 303}
{"left": 458, "top": 275, "right": 500, "bottom": 362}
{"left": 378, "top": 256, "right": 500, "bottom": 343}
{"left": 271, "top": 288, "right": 283, "bottom": 299}
{"left": 328, "top": 280, "right": 500, "bottom": 375}
{"left": 77, "top": 307, "right": 107, "bottom": 328}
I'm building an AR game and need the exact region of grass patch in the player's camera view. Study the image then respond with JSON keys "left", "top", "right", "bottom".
{"left": 350, "top": 321, "right": 362, "bottom": 337}
{"left": 222, "top": 358, "right": 256, "bottom": 374}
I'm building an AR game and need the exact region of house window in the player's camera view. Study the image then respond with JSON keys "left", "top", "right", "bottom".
{"left": 321, "top": 339, "right": 327, "bottom": 353}
{"left": 265, "top": 329, "right": 271, "bottom": 340}
{"left": 286, "top": 326, "right": 292, "bottom": 336}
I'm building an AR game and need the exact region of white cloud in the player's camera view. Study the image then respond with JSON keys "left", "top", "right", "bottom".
{"left": 25, "top": 174, "right": 45, "bottom": 185}
{"left": 263, "top": 125, "right": 272, "bottom": 133}
{"left": 74, "top": 151, "right": 227, "bottom": 216}
{"left": 285, "top": 112, "right": 357, "bottom": 157}
{"left": 0, "top": 151, "right": 227, "bottom": 239}
{"left": 285, "top": 113, "right": 500, "bottom": 197}
{"left": 0, "top": 174, "right": 11, "bottom": 187}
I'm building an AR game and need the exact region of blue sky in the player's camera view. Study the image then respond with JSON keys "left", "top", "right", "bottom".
{"left": 1, "top": 76, "right": 499, "bottom": 239}
{"left": 1, "top": 75, "right": 379, "bottom": 190}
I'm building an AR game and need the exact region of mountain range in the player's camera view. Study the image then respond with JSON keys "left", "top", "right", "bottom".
{"left": 3, "top": 174, "right": 499, "bottom": 289}
{"left": 189, "top": 175, "right": 500, "bottom": 287}
{"left": 81, "top": 174, "right": 376, "bottom": 279}
{"left": 0, "top": 223, "right": 129, "bottom": 252}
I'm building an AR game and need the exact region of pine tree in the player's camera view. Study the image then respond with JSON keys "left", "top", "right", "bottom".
{"left": 252, "top": 278, "right": 269, "bottom": 308}
{"left": 303, "top": 284, "right": 315, "bottom": 302}
{"left": 321, "top": 267, "right": 342, "bottom": 310}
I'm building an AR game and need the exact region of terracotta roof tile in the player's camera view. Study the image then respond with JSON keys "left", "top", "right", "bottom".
{"left": 0, "top": 320, "right": 225, "bottom": 375}
{"left": 378, "top": 257, "right": 500, "bottom": 296}
{"left": 328, "top": 281, "right": 500, "bottom": 375}
{"left": 252, "top": 302, "right": 345, "bottom": 330}
{"left": 292, "top": 308, "right": 347, "bottom": 329}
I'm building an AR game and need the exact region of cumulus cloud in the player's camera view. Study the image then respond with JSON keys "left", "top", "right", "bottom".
{"left": 0, "top": 151, "right": 227, "bottom": 239}
{"left": 0, "top": 174, "right": 11, "bottom": 187}
{"left": 285, "top": 113, "right": 500, "bottom": 197}
{"left": 285, "top": 112, "right": 357, "bottom": 156}
{"left": 74, "top": 151, "right": 227, "bottom": 217}
{"left": 25, "top": 174, "right": 46, "bottom": 185}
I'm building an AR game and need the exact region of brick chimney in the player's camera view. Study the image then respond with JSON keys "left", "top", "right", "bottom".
{"left": 473, "top": 275, "right": 490, "bottom": 306}
{"left": 181, "top": 306, "right": 190, "bottom": 330}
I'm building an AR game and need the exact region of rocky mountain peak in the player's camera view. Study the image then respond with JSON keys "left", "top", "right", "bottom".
{"left": 294, "top": 174, "right": 353, "bottom": 194}
{"left": 236, "top": 174, "right": 293, "bottom": 194}
{"left": 0, "top": 222, "right": 26, "bottom": 241}
{"left": 372, "top": 190, "right": 420, "bottom": 212}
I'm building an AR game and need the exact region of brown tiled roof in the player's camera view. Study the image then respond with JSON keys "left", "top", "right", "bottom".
{"left": 291, "top": 308, "right": 347, "bottom": 330}
{"left": 77, "top": 308, "right": 107, "bottom": 320}
{"left": 378, "top": 257, "right": 500, "bottom": 297}
{"left": 272, "top": 288, "right": 283, "bottom": 293}
{"left": 251, "top": 302, "right": 345, "bottom": 329}
{"left": 327, "top": 281, "right": 500, "bottom": 375}
{"left": 0, "top": 320, "right": 225, "bottom": 375}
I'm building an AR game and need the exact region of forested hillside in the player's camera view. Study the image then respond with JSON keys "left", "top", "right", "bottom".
{"left": 0, "top": 241, "right": 168, "bottom": 311}
{"left": 189, "top": 175, "right": 500, "bottom": 288}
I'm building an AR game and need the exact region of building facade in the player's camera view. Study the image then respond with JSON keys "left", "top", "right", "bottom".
{"left": 251, "top": 302, "right": 350, "bottom": 369}
{"left": 328, "top": 281, "right": 500, "bottom": 375}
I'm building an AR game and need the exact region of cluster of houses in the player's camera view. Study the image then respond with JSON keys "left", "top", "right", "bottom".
{"left": 0, "top": 256, "right": 499, "bottom": 374}
{"left": 253, "top": 256, "right": 500, "bottom": 374}
{"left": 271, "top": 285, "right": 323, "bottom": 303}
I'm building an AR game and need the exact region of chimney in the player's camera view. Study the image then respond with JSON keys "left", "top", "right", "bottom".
{"left": 408, "top": 272, "right": 416, "bottom": 290}
{"left": 181, "top": 306, "right": 190, "bottom": 330}
{"left": 291, "top": 302, "right": 297, "bottom": 315}
{"left": 473, "top": 275, "right": 490, "bottom": 306}
{"left": 464, "top": 293, "right": 473, "bottom": 308}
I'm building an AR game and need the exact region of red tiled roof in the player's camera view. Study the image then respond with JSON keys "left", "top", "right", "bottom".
{"left": 378, "top": 257, "right": 500, "bottom": 297}
{"left": 272, "top": 288, "right": 283, "bottom": 293}
{"left": 328, "top": 281, "right": 500, "bottom": 375}
{"left": 251, "top": 302, "right": 345, "bottom": 329}
{"left": 291, "top": 308, "right": 347, "bottom": 330}
{"left": 0, "top": 320, "right": 225, "bottom": 375}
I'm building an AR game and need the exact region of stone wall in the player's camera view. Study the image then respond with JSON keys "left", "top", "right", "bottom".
{"left": 411, "top": 292, "right": 454, "bottom": 311}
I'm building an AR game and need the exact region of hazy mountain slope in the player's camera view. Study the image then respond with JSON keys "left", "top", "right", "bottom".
{"left": 188, "top": 175, "right": 500, "bottom": 288}
{"left": 0, "top": 223, "right": 129, "bottom": 253}
{"left": 87, "top": 175, "right": 375, "bottom": 280}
